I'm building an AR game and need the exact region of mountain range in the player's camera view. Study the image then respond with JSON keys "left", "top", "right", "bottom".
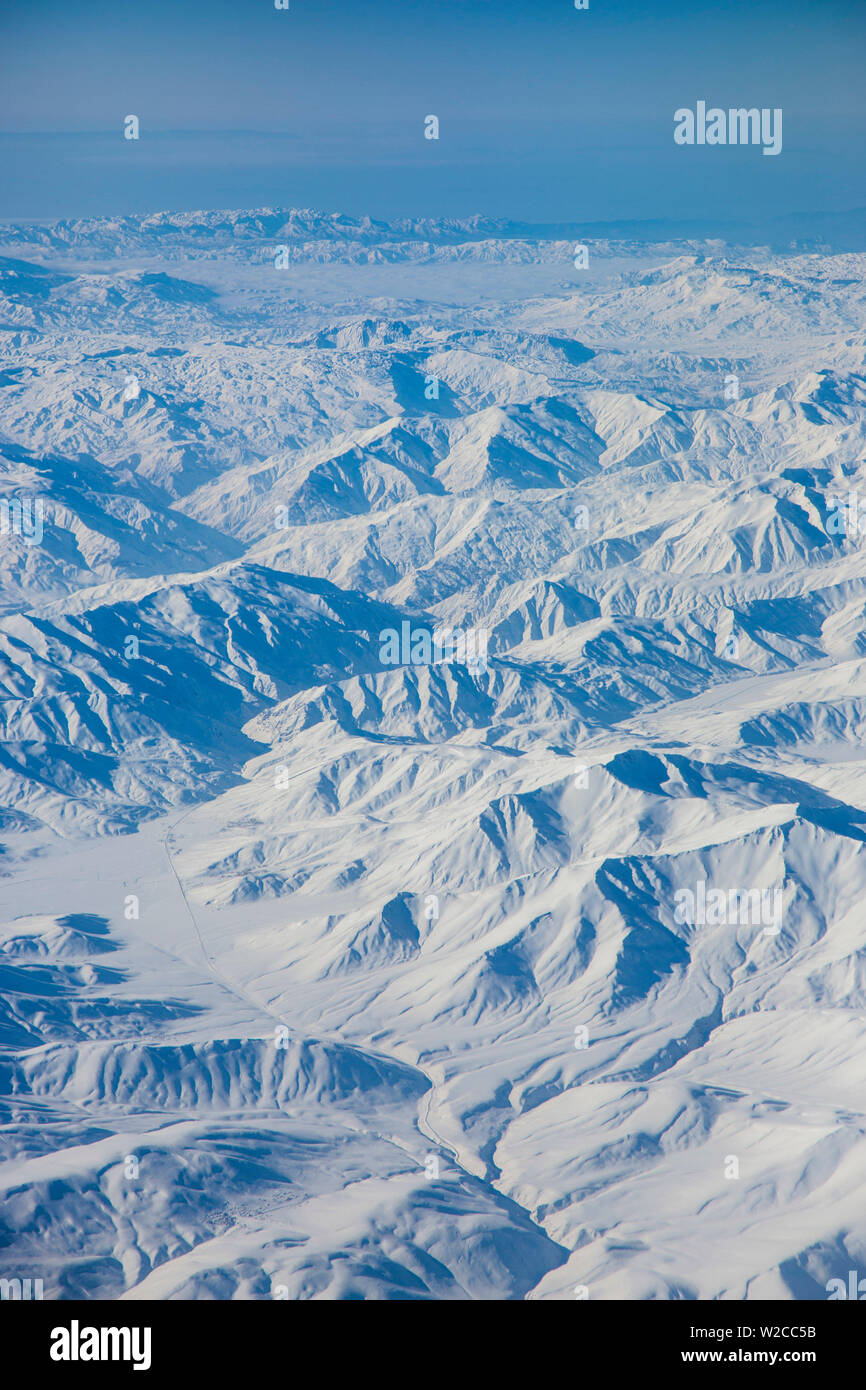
{"left": 1, "top": 209, "right": 865, "bottom": 1300}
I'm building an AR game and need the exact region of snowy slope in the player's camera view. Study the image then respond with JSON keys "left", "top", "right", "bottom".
{"left": 1, "top": 210, "right": 865, "bottom": 1300}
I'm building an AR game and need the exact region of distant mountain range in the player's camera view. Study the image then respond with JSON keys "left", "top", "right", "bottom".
{"left": 3, "top": 203, "right": 865, "bottom": 257}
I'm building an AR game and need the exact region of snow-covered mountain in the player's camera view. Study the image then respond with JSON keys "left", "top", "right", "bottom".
{"left": 1, "top": 209, "right": 865, "bottom": 1300}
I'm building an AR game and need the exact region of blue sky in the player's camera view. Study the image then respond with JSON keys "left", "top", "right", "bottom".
{"left": 0, "top": 0, "right": 863, "bottom": 231}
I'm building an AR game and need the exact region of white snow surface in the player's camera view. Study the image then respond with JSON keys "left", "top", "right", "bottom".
{"left": 1, "top": 210, "right": 865, "bottom": 1300}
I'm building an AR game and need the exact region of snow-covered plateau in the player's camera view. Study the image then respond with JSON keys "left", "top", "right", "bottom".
{"left": 1, "top": 209, "right": 865, "bottom": 1300}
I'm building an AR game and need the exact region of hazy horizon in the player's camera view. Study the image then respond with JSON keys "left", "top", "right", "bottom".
{"left": 1, "top": 0, "right": 864, "bottom": 234}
